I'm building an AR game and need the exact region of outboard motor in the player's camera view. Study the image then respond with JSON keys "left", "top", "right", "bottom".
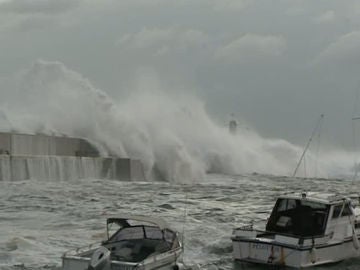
{"left": 88, "top": 246, "right": 111, "bottom": 270}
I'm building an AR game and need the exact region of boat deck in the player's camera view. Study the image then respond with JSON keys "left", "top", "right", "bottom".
{"left": 104, "top": 239, "right": 171, "bottom": 262}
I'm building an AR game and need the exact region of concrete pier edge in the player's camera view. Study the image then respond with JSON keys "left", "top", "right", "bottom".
{"left": 0, "top": 132, "right": 146, "bottom": 181}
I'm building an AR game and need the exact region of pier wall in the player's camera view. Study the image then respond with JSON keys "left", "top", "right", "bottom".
{"left": 0, "top": 132, "right": 146, "bottom": 181}
{"left": 0, "top": 132, "right": 98, "bottom": 156}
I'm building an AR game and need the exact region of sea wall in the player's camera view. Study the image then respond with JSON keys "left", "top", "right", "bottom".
{"left": 0, "top": 156, "right": 146, "bottom": 181}
{"left": 0, "top": 132, "right": 98, "bottom": 156}
{"left": 0, "top": 132, "right": 146, "bottom": 181}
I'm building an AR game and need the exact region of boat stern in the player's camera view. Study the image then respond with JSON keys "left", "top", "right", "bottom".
{"left": 231, "top": 229, "right": 308, "bottom": 268}
{"left": 62, "top": 255, "right": 90, "bottom": 270}
{"left": 232, "top": 237, "right": 305, "bottom": 267}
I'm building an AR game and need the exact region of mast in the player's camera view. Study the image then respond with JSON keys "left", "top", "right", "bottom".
{"left": 292, "top": 114, "right": 324, "bottom": 177}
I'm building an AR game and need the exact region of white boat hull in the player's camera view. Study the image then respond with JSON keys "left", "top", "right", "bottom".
{"left": 232, "top": 236, "right": 360, "bottom": 268}
{"left": 232, "top": 192, "right": 360, "bottom": 268}
{"left": 62, "top": 247, "right": 182, "bottom": 270}
{"left": 61, "top": 216, "right": 184, "bottom": 270}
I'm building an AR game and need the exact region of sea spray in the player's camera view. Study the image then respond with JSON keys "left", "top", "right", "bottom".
{"left": 0, "top": 60, "right": 357, "bottom": 181}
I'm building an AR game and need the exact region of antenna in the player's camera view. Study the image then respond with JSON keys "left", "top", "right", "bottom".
{"left": 180, "top": 184, "right": 189, "bottom": 264}
{"left": 182, "top": 188, "right": 188, "bottom": 248}
{"left": 352, "top": 88, "right": 360, "bottom": 183}
{"left": 352, "top": 118, "right": 359, "bottom": 182}
{"left": 293, "top": 114, "right": 325, "bottom": 178}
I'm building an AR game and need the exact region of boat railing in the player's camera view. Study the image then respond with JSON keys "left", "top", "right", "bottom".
{"left": 298, "top": 233, "right": 333, "bottom": 244}
{"left": 62, "top": 241, "right": 102, "bottom": 258}
{"left": 233, "top": 221, "right": 271, "bottom": 234}
{"left": 233, "top": 226, "right": 333, "bottom": 245}
{"left": 266, "top": 230, "right": 331, "bottom": 241}
{"left": 104, "top": 245, "right": 183, "bottom": 270}
{"left": 239, "top": 224, "right": 253, "bottom": 231}
{"left": 135, "top": 246, "right": 182, "bottom": 269}
{"left": 63, "top": 241, "right": 183, "bottom": 269}
{"left": 233, "top": 220, "right": 258, "bottom": 231}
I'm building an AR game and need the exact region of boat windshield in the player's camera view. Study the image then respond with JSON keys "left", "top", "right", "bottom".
{"left": 266, "top": 198, "right": 330, "bottom": 237}
{"left": 109, "top": 226, "right": 158, "bottom": 241}
{"left": 108, "top": 225, "right": 176, "bottom": 245}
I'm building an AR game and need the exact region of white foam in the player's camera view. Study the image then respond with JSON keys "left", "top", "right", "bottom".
{"left": 0, "top": 60, "right": 357, "bottom": 181}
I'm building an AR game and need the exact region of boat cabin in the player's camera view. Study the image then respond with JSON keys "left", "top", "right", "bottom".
{"left": 102, "top": 216, "right": 180, "bottom": 262}
{"left": 265, "top": 193, "right": 358, "bottom": 238}
{"left": 62, "top": 216, "right": 183, "bottom": 270}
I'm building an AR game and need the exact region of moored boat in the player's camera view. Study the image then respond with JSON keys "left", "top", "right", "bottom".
{"left": 232, "top": 192, "right": 360, "bottom": 268}
{"left": 62, "top": 215, "right": 183, "bottom": 270}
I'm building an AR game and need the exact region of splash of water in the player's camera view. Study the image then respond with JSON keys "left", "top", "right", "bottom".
{"left": 0, "top": 60, "right": 356, "bottom": 181}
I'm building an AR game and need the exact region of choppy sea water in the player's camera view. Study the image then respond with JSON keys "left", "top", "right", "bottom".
{"left": 1, "top": 174, "right": 360, "bottom": 270}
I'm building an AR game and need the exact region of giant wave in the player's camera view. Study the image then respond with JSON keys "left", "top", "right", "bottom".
{"left": 0, "top": 60, "right": 356, "bottom": 182}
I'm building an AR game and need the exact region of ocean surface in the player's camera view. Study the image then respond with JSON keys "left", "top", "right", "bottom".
{"left": 1, "top": 174, "right": 360, "bottom": 270}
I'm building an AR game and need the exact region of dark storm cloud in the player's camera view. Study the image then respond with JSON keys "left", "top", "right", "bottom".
{"left": 1, "top": 0, "right": 360, "bottom": 149}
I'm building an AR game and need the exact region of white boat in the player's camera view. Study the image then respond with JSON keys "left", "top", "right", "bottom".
{"left": 62, "top": 215, "right": 183, "bottom": 270}
{"left": 232, "top": 192, "right": 360, "bottom": 268}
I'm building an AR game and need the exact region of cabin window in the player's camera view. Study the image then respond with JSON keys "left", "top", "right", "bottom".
{"left": 266, "top": 198, "right": 329, "bottom": 237}
{"left": 301, "top": 200, "right": 328, "bottom": 210}
{"left": 144, "top": 226, "right": 163, "bottom": 239}
{"left": 277, "top": 198, "right": 297, "bottom": 212}
{"left": 164, "top": 229, "right": 176, "bottom": 244}
{"left": 332, "top": 203, "right": 352, "bottom": 219}
{"left": 111, "top": 226, "right": 145, "bottom": 242}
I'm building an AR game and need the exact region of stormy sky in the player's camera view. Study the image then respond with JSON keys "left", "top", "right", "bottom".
{"left": 1, "top": 0, "right": 360, "bottom": 150}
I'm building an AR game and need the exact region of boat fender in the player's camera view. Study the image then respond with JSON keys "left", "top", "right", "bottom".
{"left": 88, "top": 246, "right": 111, "bottom": 270}
{"left": 173, "top": 262, "right": 185, "bottom": 270}
{"left": 310, "top": 247, "right": 317, "bottom": 264}
{"left": 267, "top": 246, "right": 275, "bottom": 264}
{"left": 350, "top": 218, "right": 360, "bottom": 250}
{"left": 352, "top": 231, "right": 360, "bottom": 250}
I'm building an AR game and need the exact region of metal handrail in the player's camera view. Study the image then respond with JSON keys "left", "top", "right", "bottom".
{"left": 62, "top": 241, "right": 101, "bottom": 257}
{"left": 233, "top": 226, "right": 334, "bottom": 241}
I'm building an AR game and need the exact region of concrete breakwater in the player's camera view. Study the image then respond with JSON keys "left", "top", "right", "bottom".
{"left": 0, "top": 132, "right": 145, "bottom": 181}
